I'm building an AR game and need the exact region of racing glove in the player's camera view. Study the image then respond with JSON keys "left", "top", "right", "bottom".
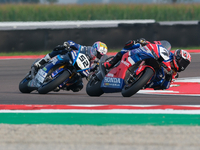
{"left": 53, "top": 42, "right": 70, "bottom": 51}
{"left": 63, "top": 41, "right": 70, "bottom": 50}
{"left": 53, "top": 45, "right": 66, "bottom": 51}
{"left": 136, "top": 38, "right": 147, "bottom": 46}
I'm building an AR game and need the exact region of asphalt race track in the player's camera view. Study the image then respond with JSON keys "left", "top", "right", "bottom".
{"left": 0, "top": 53, "right": 200, "bottom": 105}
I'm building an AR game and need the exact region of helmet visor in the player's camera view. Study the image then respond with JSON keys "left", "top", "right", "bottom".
{"left": 177, "top": 58, "right": 190, "bottom": 72}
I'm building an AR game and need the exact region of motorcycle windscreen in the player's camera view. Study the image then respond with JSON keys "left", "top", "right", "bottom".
{"left": 160, "top": 40, "right": 171, "bottom": 51}
{"left": 101, "top": 77, "right": 125, "bottom": 93}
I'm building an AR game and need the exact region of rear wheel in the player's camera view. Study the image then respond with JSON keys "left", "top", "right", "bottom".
{"left": 19, "top": 75, "right": 37, "bottom": 93}
{"left": 86, "top": 75, "right": 104, "bottom": 97}
{"left": 121, "top": 68, "right": 154, "bottom": 97}
{"left": 38, "top": 71, "right": 70, "bottom": 94}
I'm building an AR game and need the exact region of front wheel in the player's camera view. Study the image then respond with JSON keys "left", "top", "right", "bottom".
{"left": 121, "top": 68, "right": 154, "bottom": 97}
{"left": 86, "top": 76, "right": 104, "bottom": 97}
{"left": 38, "top": 71, "right": 70, "bottom": 94}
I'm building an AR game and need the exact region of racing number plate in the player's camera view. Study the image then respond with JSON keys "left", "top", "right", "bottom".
{"left": 76, "top": 53, "right": 90, "bottom": 69}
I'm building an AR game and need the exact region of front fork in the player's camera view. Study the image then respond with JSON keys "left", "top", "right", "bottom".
{"left": 134, "top": 64, "right": 155, "bottom": 84}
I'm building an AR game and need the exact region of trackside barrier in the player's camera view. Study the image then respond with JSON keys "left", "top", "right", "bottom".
{"left": 0, "top": 20, "right": 200, "bottom": 52}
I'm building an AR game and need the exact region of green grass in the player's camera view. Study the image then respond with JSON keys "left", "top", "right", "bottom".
{"left": 1, "top": 4, "right": 200, "bottom": 21}
{"left": 0, "top": 51, "right": 50, "bottom": 56}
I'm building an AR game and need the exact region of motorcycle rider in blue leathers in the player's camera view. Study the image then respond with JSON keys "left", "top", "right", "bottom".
{"left": 34, "top": 40, "right": 108, "bottom": 92}
{"left": 103, "top": 38, "right": 191, "bottom": 90}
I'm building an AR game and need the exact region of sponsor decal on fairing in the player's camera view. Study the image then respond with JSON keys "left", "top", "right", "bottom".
{"left": 101, "top": 77, "right": 125, "bottom": 93}
{"left": 51, "top": 57, "right": 58, "bottom": 65}
{"left": 107, "top": 73, "right": 114, "bottom": 77}
{"left": 43, "top": 67, "right": 47, "bottom": 71}
{"left": 71, "top": 51, "right": 76, "bottom": 59}
{"left": 35, "top": 69, "right": 47, "bottom": 83}
{"left": 104, "top": 77, "right": 121, "bottom": 83}
{"left": 103, "top": 77, "right": 121, "bottom": 87}
{"left": 128, "top": 57, "right": 135, "bottom": 65}
{"left": 121, "top": 60, "right": 130, "bottom": 67}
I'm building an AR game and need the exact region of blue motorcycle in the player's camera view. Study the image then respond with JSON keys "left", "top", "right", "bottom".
{"left": 19, "top": 48, "right": 91, "bottom": 94}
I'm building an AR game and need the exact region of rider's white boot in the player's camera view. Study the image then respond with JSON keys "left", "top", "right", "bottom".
{"left": 34, "top": 54, "right": 51, "bottom": 68}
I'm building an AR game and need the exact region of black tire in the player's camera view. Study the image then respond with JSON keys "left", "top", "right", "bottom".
{"left": 38, "top": 71, "right": 70, "bottom": 94}
{"left": 86, "top": 76, "right": 104, "bottom": 97}
{"left": 121, "top": 68, "right": 154, "bottom": 97}
{"left": 19, "top": 76, "right": 37, "bottom": 93}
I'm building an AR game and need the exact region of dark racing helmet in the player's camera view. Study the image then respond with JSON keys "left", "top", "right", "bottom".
{"left": 173, "top": 49, "right": 191, "bottom": 72}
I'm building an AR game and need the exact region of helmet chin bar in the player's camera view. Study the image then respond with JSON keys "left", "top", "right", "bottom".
{"left": 97, "top": 51, "right": 102, "bottom": 59}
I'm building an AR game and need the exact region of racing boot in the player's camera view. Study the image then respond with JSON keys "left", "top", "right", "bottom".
{"left": 67, "top": 74, "right": 83, "bottom": 92}
{"left": 34, "top": 54, "right": 51, "bottom": 69}
{"left": 103, "top": 52, "right": 123, "bottom": 69}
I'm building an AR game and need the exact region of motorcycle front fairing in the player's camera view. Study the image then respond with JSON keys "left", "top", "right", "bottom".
{"left": 101, "top": 76, "right": 125, "bottom": 93}
{"left": 70, "top": 48, "right": 90, "bottom": 77}
{"left": 28, "top": 54, "right": 72, "bottom": 88}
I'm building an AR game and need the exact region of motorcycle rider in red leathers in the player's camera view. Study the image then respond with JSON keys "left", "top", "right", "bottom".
{"left": 34, "top": 40, "right": 108, "bottom": 92}
{"left": 103, "top": 38, "right": 191, "bottom": 90}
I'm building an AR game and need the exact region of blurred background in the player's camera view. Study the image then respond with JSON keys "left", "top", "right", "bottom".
{"left": 0, "top": 0, "right": 200, "bottom": 53}
{"left": 0, "top": 0, "right": 199, "bottom": 4}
